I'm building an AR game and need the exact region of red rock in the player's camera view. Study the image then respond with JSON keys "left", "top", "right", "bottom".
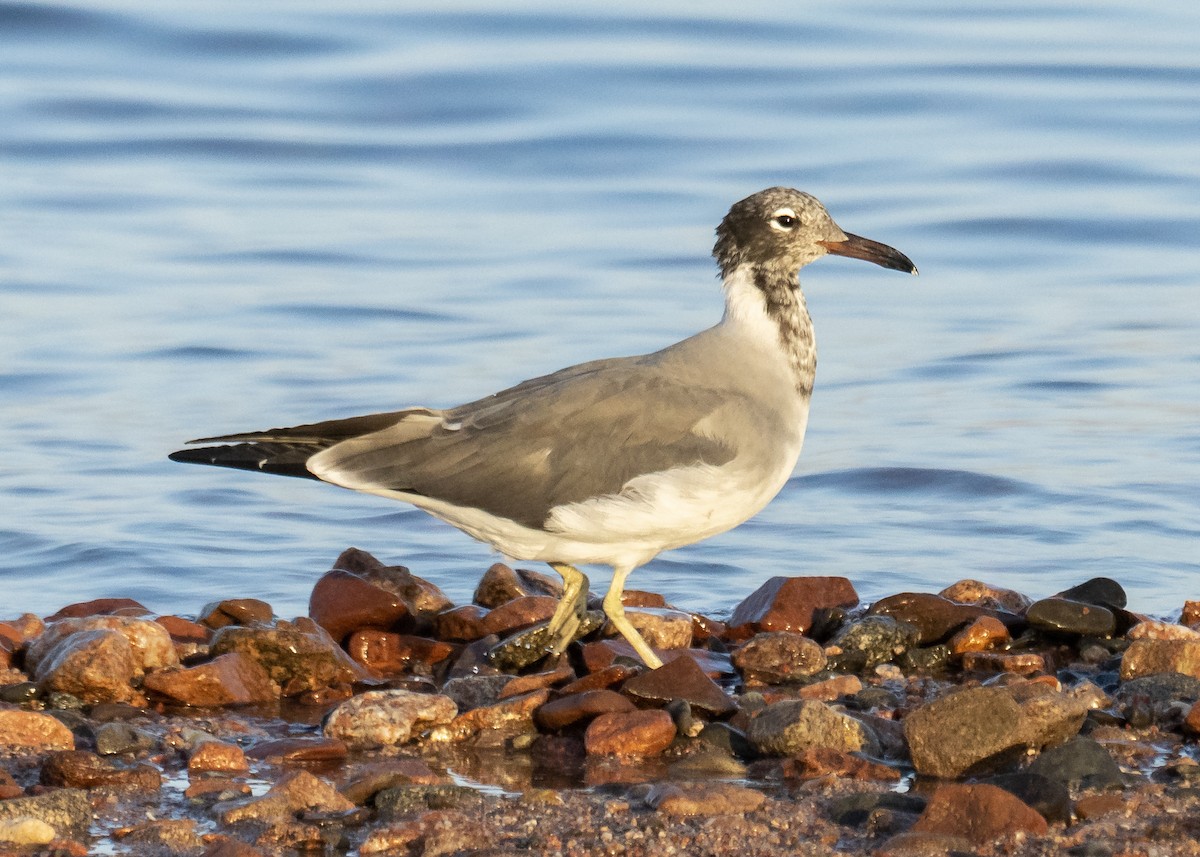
{"left": 218, "top": 769, "right": 355, "bottom": 825}
{"left": 188, "top": 740, "right": 249, "bottom": 774}
{"left": 40, "top": 750, "right": 161, "bottom": 791}
{"left": 331, "top": 548, "right": 453, "bottom": 622}
{"left": 35, "top": 628, "right": 137, "bottom": 703}
{"left": 0, "top": 613, "right": 43, "bottom": 644}
{"left": 621, "top": 652, "right": 736, "bottom": 715}
{"left": 939, "top": 579, "right": 1033, "bottom": 614}
{"left": 499, "top": 663, "right": 575, "bottom": 699}
{"left": 645, "top": 782, "right": 765, "bottom": 816}
{"left": 185, "top": 778, "right": 252, "bottom": 800}
{"left": 960, "top": 651, "right": 1045, "bottom": 675}
{"left": 580, "top": 639, "right": 731, "bottom": 677}
{"left": 1182, "top": 600, "right": 1200, "bottom": 628}
{"left": 473, "top": 563, "right": 562, "bottom": 607}
{"left": 346, "top": 630, "right": 454, "bottom": 674}
{"left": 155, "top": 615, "right": 212, "bottom": 645}
{"left": 621, "top": 590, "right": 667, "bottom": 608}
{"left": 781, "top": 747, "right": 901, "bottom": 781}
{"left": 1073, "top": 792, "right": 1126, "bottom": 820}
{"left": 143, "top": 652, "right": 280, "bottom": 706}
{"left": 690, "top": 613, "right": 726, "bottom": 643}
{"left": 198, "top": 598, "right": 273, "bottom": 629}
{"left": 868, "top": 592, "right": 990, "bottom": 645}
{"left": 732, "top": 631, "right": 826, "bottom": 684}
{"left": 46, "top": 598, "right": 150, "bottom": 620}
{"left": 559, "top": 664, "right": 639, "bottom": 694}
{"left": 1185, "top": 701, "right": 1200, "bottom": 735}
{"left": 479, "top": 595, "right": 557, "bottom": 637}
{"left": 796, "top": 674, "right": 862, "bottom": 701}
{"left": 948, "top": 615, "right": 1010, "bottom": 654}
{"left": 0, "top": 767, "right": 22, "bottom": 799}
{"left": 309, "top": 569, "right": 412, "bottom": 643}
{"left": 434, "top": 605, "right": 490, "bottom": 642}
{"left": 727, "top": 576, "right": 858, "bottom": 639}
{"left": 0, "top": 636, "right": 12, "bottom": 669}
{"left": 0, "top": 709, "right": 75, "bottom": 752}
{"left": 584, "top": 709, "right": 676, "bottom": 756}
{"left": 910, "top": 782, "right": 1048, "bottom": 843}
{"left": 535, "top": 689, "right": 635, "bottom": 730}
{"left": 247, "top": 736, "right": 348, "bottom": 764}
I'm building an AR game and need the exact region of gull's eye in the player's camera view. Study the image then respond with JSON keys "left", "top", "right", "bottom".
{"left": 770, "top": 208, "right": 799, "bottom": 231}
{"left": 774, "top": 215, "right": 796, "bottom": 228}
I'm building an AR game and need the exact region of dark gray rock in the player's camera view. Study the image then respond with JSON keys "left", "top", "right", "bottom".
{"left": 1026, "top": 736, "right": 1126, "bottom": 790}
{"left": 1027, "top": 598, "right": 1116, "bottom": 637}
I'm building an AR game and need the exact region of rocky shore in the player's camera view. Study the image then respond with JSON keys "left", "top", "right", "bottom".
{"left": 3, "top": 548, "right": 1200, "bottom": 856}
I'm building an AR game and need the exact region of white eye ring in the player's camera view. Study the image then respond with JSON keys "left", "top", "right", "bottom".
{"left": 770, "top": 208, "right": 799, "bottom": 231}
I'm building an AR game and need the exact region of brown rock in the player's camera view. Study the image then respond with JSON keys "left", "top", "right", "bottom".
{"left": 46, "top": 598, "right": 150, "bottom": 620}
{"left": 584, "top": 709, "right": 675, "bottom": 756}
{"left": 143, "top": 652, "right": 279, "bottom": 706}
{"left": 201, "top": 836, "right": 271, "bottom": 857}
{"left": 323, "top": 689, "right": 457, "bottom": 748}
{"left": 41, "top": 750, "right": 161, "bottom": 791}
{"left": 184, "top": 778, "right": 252, "bottom": 801}
{"left": 746, "top": 699, "right": 874, "bottom": 756}
{"left": 1128, "top": 619, "right": 1200, "bottom": 640}
{"left": 331, "top": 548, "right": 453, "bottom": 621}
{"left": 948, "top": 615, "right": 1010, "bottom": 654}
{"left": 0, "top": 709, "right": 75, "bottom": 752}
{"left": 797, "top": 674, "right": 863, "bottom": 701}
{"left": 606, "top": 608, "right": 693, "bottom": 650}
{"left": 431, "top": 689, "right": 550, "bottom": 742}
{"left": 0, "top": 768, "right": 22, "bottom": 800}
{"left": 0, "top": 613, "right": 44, "bottom": 644}
{"left": 473, "top": 563, "right": 562, "bottom": 607}
{"left": 35, "top": 628, "right": 137, "bottom": 703}
{"left": 732, "top": 631, "right": 826, "bottom": 683}
{"left": 155, "top": 615, "right": 212, "bottom": 645}
{"left": 346, "top": 630, "right": 454, "bottom": 674}
{"left": 218, "top": 769, "right": 355, "bottom": 825}
{"left": 1073, "top": 792, "right": 1127, "bottom": 820}
{"left": 27, "top": 615, "right": 178, "bottom": 675}
{"left": 1182, "top": 600, "right": 1200, "bottom": 628}
{"left": 309, "top": 569, "right": 411, "bottom": 643}
{"left": 868, "top": 592, "right": 990, "bottom": 645}
{"left": 646, "top": 782, "right": 765, "bottom": 816}
{"left": 198, "top": 598, "right": 273, "bottom": 629}
{"left": 1121, "top": 638, "right": 1200, "bottom": 680}
{"left": 500, "top": 664, "right": 575, "bottom": 699}
{"left": 1185, "top": 700, "right": 1200, "bottom": 735}
{"left": 939, "top": 579, "right": 1033, "bottom": 614}
{"left": 535, "top": 689, "right": 635, "bottom": 730}
{"left": 621, "top": 651, "right": 736, "bottom": 715}
{"left": 188, "top": 740, "right": 249, "bottom": 774}
{"left": 434, "top": 605, "right": 490, "bottom": 642}
{"left": 247, "top": 736, "right": 348, "bottom": 764}
{"left": 910, "top": 782, "right": 1048, "bottom": 843}
{"left": 209, "top": 618, "right": 364, "bottom": 695}
{"left": 339, "top": 758, "right": 442, "bottom": 805}
{"left": 560, "top": 664, "right": 639, "bottom": 694}
{"left": 727, "top": 576, "right": 858, "bottom": 639}
{"left": 112, "top": 818, "right": 205, "bottom": 852}
{"left": 904, "top": 687, "right": 1026, "bottom": 778}
{"left": 781, "top": 747, "right": 901, "bottom": 781}
{"left": 961, "top": 651, "right": 1045, "bottom": 674}
{"left": 479, "top": 595, "right": 557, "bottom": 637}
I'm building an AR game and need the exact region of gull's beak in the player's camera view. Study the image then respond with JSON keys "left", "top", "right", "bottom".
{"left": 819, "top": 232, "right": 918, "bottom": 275}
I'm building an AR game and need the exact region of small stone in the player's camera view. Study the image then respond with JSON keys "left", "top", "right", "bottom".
{"left": 34, "top": 628, "right": 137, "bottom": 703}
{"left": 939, "top": 579, "right": 1032, "bottom": 614}
{"left": 584, "top": 709, "right": 675, "bottom": 756}
{"left": 308, "top": 569, "right": 411, "bottom": 643}
{"left": 188, "top": 740, "right": 248, "bottom": 774}
{"left": 40, "top": 750, "right": 161, "bottom": 791}
{"left": 46, "top": 598, "right": 150, "bottom": 620}
{"left": 473, "top": 563, "right": 562, "bottom": 607}
{"left": 197, "top": 598, "right": 274, "bottom": 629}
{"left": 605, "top": 608, "right": 694, "bottom": 650}
{"left": 209, "top": 618, "right": 364, "bottom": 696}
{"left": 200, "top": 836, "right": 271, "bottom": 857}
{"left": 782, "top": 747, "right": 901, "bottom": 782}
{"left": 732, "top": 632, "right": 826, "bottom": 684}
{"left": 621, "top": 652, "right": 737, "bottom": 716}
{"left": 323, "top": 689, "right": 457, "bottom": 748}
{"left": 339, "top": 759, "right": 443, "bottom": 805}
{"left": 1073, "top": 793, "right": 1127, "bottom": 820}
{"left": 246, "top": 736, "right": 348, "bottom": 764}
{"left": 479, "top": 595, "right": 557, "bottom": 637}
{"left": 112, "top": 819, "right": 205, "bottom": 852}
{"left": 868, "top": 592, "right": 989, "bottom": 645}
{"left": 330, "top": 548, "right": 453, "bottom": 622}
{"left": 1182, "top": 600, "right": 1200, "bottom": 628}
{"left": 155, "top": 614, "right": 212, "bottom": 645}
{"left": 1121, "top": 638, "right": 1200, "bottom": 680}
{"left": 0, "top": 789, "right": 91, "bottom": 840}
{"left": 536, "top": 690, "right": 635, "bottom": 730}
{"left": 746, "top": 699, "right": 875, "bottom": 757}
{"left": 431, "top": 689, "right": 549, "bottom": 742}
{"left": 904, "top": 686, "right": 1027, "bottom": 778}
{"left": 143, "top": 652, "right": 280, "bottom": 706}
{"left": 560, "top": 664, "right": 639, "bottom": 694}
{"left": 93, "top": 722, "right": 157, "bottom": 756}
{"left": 441, "top": 674, "right": 513, "bottom": 711}
{"left": 1058, "top": 577, "right": 1126, "bottom": 609}
{"left": 825, "top": 615, "right": 919, "bottom": 671}
{"left": 433, "top": 605, "right": 490, "bottom": 642}
{"left": 910, "top": 783, "right": 1047, "bottom": 844}
{"left": 1027, "top": 597, "right": 1115, "bottom": 637}
{"left": 727, "top": 576, "right": 859, "bottom": 639}
{"left": 1185, "top": 701, "right": 1200, "bottom": 735}
{"left": 1127, "top": 619, "right": 1200, "bottom": 640}
{"left": 961, "top": 651, "right": 1045, "bottom": 674}
{"left": 645, "top": 782, "right": 764, "bottom": 816}
{"left": 0, "top": 709, "right": 75, "bottom": 752}
{"left": 1026, "top": 736, "right": 1125, "bottom": 790}
{"left": 218, "top": 769, "right": 355, "bottom": 825}
{"left": 499, "top": 664, "right": 575, "bottom": 699}
{"left": 983, "top": 772, "right": 1071, "bottom": 824}
{"left": 0, "top": 818, "right": 56, "bottom": 846}
{"left": 26, "top": 615, "right": 178, "bottom": 675}
{"left": 948, "top": 615, "right": 1010, "bottom": 654}
{"left": 829, "top": 792, "right": 927, "bottom": 827}
{"left": 798, "top": 674, "right": 863, "bottom": 701}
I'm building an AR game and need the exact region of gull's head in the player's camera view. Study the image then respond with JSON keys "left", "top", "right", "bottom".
{"left": 713, "top": 187, "right": 917, "bottom": 279}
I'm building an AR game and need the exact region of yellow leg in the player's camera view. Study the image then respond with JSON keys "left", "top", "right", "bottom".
{"left": 602, "top": 564, "right": 663, "bottom": 670}
{"left": 546, "top": 561, "right": 590, "bottom": 655}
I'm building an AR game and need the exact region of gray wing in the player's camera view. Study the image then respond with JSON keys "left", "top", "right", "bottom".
{"left": 307, "top": 354, "right": 740, "bottom": 529}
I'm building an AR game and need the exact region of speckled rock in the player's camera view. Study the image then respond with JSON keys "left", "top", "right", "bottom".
{"left": 645, "top": 782, "right": 765, "bottom": 816}
{"left": 584, "top": 709, "right": 676, "bottom": 756}
{"left": 727, "top": 576, "right": 858, "bottom": 638}
{"left": 904, "top": 686, "right": 1027, "bottom": 778}
{"left": 188, "top": 740, "right": 249, "bottom": 774}
{"left": 1121, "top": 638, "right": 1200, "bottom": 680}
{"left": 34, "top": 628, "right": 138, "bottom": 703}
{"left": 0, "top": 817, "right": 56, "bottom": 846}
{"left": 40, "top": 750, "right": 161, "bottom": 791}
{"left": 473, "top": 562, "right": 562, "bottom": 607}
{"left": 143, "top": 651, "right": 280, "bottom": 706}
{"left": 93, "top": 721, "right": 156, "bottom": 756}
{"left": 323, "top": 689, "right": 457, "bottom": 748}
{"left": 621, "top": 651, "right": 737, "bottom": 715}
{"left": 939, "top": 579, "right": 1033, "bottom": 614}
{"left": 0, "top": 709, "right": 75, "bottom": 752}
{"left": 605, "top": 607, "right": 694, "bottom": 650}
{"left": 209, "top": 618, "right": 364, "bottom": 695}
{"left": 910, "top": 783, "right": 1048, "bottom": 844}
{"left": 308, "top": 568, "right": 412, "bottom": 643}
{"left": 487, "top": 612, "right": 605, "bottom": 670}
{"left": 217, "top": 769, "right": 355, "bottom": 825}
{"left": 732, "top": 631, "right": 826, "bottom": 684}
{"left": 441, "top": 674, "right": 513, "bottom": 711}
{"left": 26, "top": 615, "right": 178, "bottom": 675}
{"left": 0, "top": 789, "right": 90, "bottom": 841}
{"left": 430, "top": 689, "right": 550, "bottom": 742}
{"left": 746, "top": 699, "right": 876, "bottom": 757}
{"left": 825, "top": 615, "right": 919, "bottom": 671}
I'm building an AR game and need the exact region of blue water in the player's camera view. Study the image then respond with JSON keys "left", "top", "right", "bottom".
{"left": 2, "top": 1, "right": 1198, "bottom": 621}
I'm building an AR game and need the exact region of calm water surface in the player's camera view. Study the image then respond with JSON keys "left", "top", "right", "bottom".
{"left": 2, "top": 0, "right": 1198, "bottom": 619}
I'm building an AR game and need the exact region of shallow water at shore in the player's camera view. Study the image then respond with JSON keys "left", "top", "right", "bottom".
{"left": 2, "top": 1, "right": 1198, "bottom": 618}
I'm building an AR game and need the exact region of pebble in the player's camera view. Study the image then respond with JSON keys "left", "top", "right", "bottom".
{"left": 910, "top": 783, "right": 1048, "bottom": 844}
{"left": 323, "top": 689, "right": 457, "bottom": 748}
{"left": 781, "top": 747, "right": 901, "bottom": 782}
{"left": 188, "top": 740, "right": 249, "bottom": 774}
{"left": 732, "top": 631, "right": 826, "bottom": 683}
{"left": 441, "top": 674, "right": 513, "bottom": 710}
{"left": 948, "top": 615, "right": 1010, "bottom": 654}
{"left": 93, "top": 721, "right": 157, "bottom": 756}
{"left": 960, "top": 651, "right": 1045, "bottom": 674}
{"left": 904, "top": 686, "right": 1027, "bottom": 778}
{"left": 1025, "top": 736, "right": 1126, "bottom": 790}
{"left": 431, "top": 688, "right": 550, "bottom": 742}
{"left": 473, "top": 562, "right": 562, "bottom": 607}
{"left": 308, "top": 568, "right": 412, "bottom": 642}
{"left": 620, "top": 651, "right": 737, "bottom": 715}
{"left": 1026, "top": 597, "right": 1116, "bottom": 637}
{"left": 0, "top": 818, "right": 57, "bottom": 846}
{"left": 746, "top": 699, "right": 875, "bottom": 757}
{"left": 727, "top": 575, "right": 859, "bottom": 638}
{"left": 209, "top": 617, "right": 364, "bottom": 696}
{"left": 535, "top": 689, "right": 635, "bottom": 730}
{"left": 583, "top": 709, "right": 676, "bottom": 756}
{"left": 645, "top": 782, "right": 765, "bottom": 816}
{"left": 798, "top": 674, "right": 863, "bottom": 702}
{"left": 479, "top": 595, "right": 558, "bottom": 636}
{"left": 0, "top": 709, "right": 76, "bottom": 752}
{"left": 197, "top": 597, "right": 274, "bottom": 629}
{"left": 143, "top": 651, "right": 280, "bottom": 706}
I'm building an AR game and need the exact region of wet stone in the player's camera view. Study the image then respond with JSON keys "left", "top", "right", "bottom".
{"left": 798, "top": 673, "right": 864, "bottom": 702}
{"left": 308, "top": 569, "right": 412, "bottom": 643}
{"left": 1027, "top": 597, "right": 1116, "bottom": 637}
{"left": 645, "top": 782, "right": 765, "bottom": 817}
{"left": 143, "top": 651, "right": 280, "bottom": 706}
{"left": 584, "top": 709, "right": 676, "bottom": 757}
{"left": 323, "top": 689, "right": 457, "bottom": 748}
{"left": 536, "top": 689, "right": 635, "bottom": 730}
{"left": 948, "top": 615, "right": 1011, "bottom": 654}
{"left": 1058, "top": 577, "right": 1127, "bottom": 609}
{"left": 34, "top": 627, "right": 137, "bottom": 703}
{"left": 374, "top": 784, "right": 484, "bottom": 818}
{"left": 746, "top": 699, "right": 875, "bottom": 757}
{"left": 983, "top": 772, "right": 1072, "bottom": 824}
{"left": 188, "top": 740, "right": 249, "bottom": 774}
{"left": 218, "top": 769, "right": 355, "bottom": 825}
{"left": 825, "top": 615, "right": 919, "bottom": 672}
{"left": 434, "top": 604, "right": 490, "bottom": 642}
{"left": 479, "top": 595, "right": 558, "bottom": 637}
{"left": 732, "top": 631, "right": 826, "bottom": 684}
{"left": 961, "top": 651, "right": 1045, "bottom": 674}
{"left": 431, "top": 689, "right": 550, "bottom": 743}
{"left": 41, "top": 750, "right": 162, "bottom": 791}
{"left": 441, "top": 674, "right": 513, "bottom": 711}
{"left": 94, "top": 721, "right": 157, "bottom": 756}
{"left": 473, "top": 562, "right": 562, "bottom": 607}
{"left": 198, "top": 598, "right": 274, "bottom": 629}
{"left": 697, "top": 722, "right": 754, "bottom": 759}
{"left": 499, "top": 663, "right": 575, "bottom": 699}
{"left": 781, "top": 747, "right": 901, "bottom": 782}
{"left": 898, "top": 643, "right": 952, "bottom": 672}
{"left": 209, "top": 618, "right": 363, "bottom": 696}
{"left": 331, "top": 548, "right": 453, "bottom": 623}
{"left": 27, "top": 614, "right": 179, "bottom": 675}
{"left": 338, "top": 759, "right": 442, "bottom": 805}
{"left": 247, "top": 736, "right": 348, "bottom": 764}
{"left": 1121, "top": 638, "right": 1200, "bottom": 680}
{"left": 606, "top": 607, "right": 694, "bottom": 650}
{"left": 910, "top": 783, "right": 1048, "bottom": 844}
{"left": 0, "top": 788, "right": 92, "bottom": 841}
{"left": 48, "top": 597, "right": 150, "bottom": 620}
{"left": 346, "top": 629, "right": 454, "bottom": 675}
{"left": 939, "top": 579, "right": 1033, "bottom": 614}
{"left": 1026, "top": 736, "right": 1126, "bottom": 790}
{"left": 727, "top": 576, "right": 859, "bottom": 638}
{"left": 487, "top": 611, "right": 604, "bottom": 670}
{"left": 0, "top": 709, "right": 75, "bottom": 752}
{"left": 621, "top": 651, "right": 737, "bottom": 716}
{"left": 829, "top": 792, "right": 927, "bottom": 827}
{"left": 904, "top": 686, "right": 1027, "bottom": 778}
{"left": 868, "top": 592, "right": 988, "bottom": 645}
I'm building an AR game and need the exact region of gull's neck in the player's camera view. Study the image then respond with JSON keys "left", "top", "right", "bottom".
{"left": 720, "top": 263, "right": 816, "bottom": 396}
